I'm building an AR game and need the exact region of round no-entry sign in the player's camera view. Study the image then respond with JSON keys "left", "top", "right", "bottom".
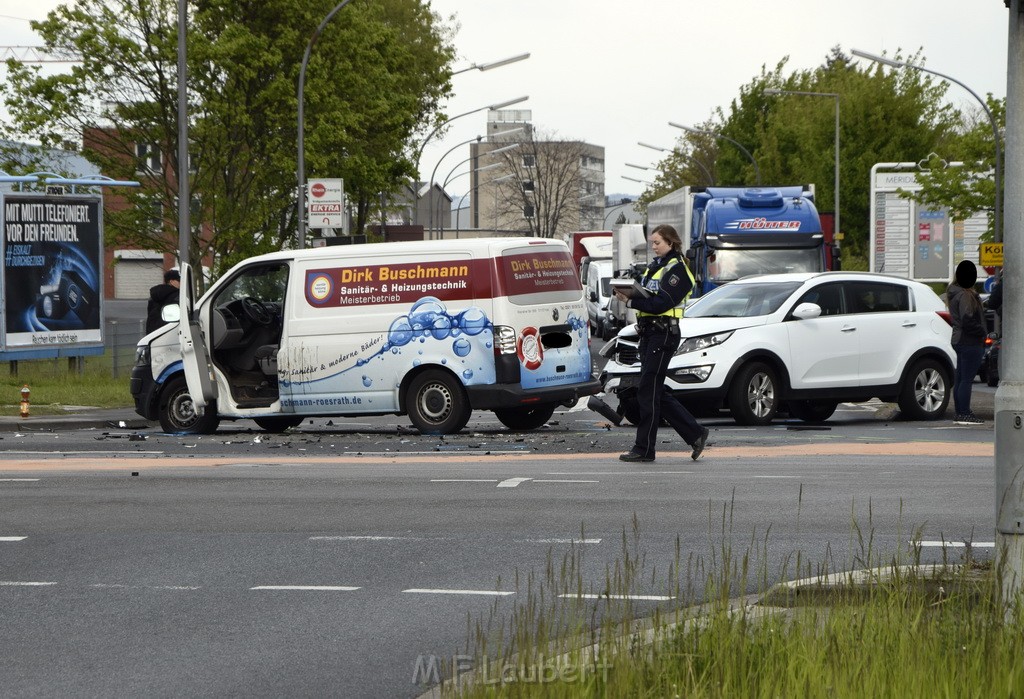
{"left": 311, "top": 182, "right": 326, "bottom": 198}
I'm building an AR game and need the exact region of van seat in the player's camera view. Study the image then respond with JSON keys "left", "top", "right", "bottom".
{"left": 255, "top": 345, "right": 278, "bottom": 376}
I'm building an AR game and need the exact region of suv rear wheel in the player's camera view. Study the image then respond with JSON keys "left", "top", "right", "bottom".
{"left": 728, "top": 361, "right": 779, "bottom": 426}
{"left": 897, "top": 358, "right": 950, "bottom": 420}
{"left": 788, "top": 400, "right": 838, "bottom": 423}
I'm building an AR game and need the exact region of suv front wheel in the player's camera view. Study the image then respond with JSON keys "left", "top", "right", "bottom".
{"left": 728, "top": 361, "right": 779, "bottom": 426}
{"left": 897, "top": 358, "right": 951, "bottom": 421}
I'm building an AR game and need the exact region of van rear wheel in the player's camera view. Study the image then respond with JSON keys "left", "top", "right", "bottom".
{"left": 158, "top": 376, "right": 220, "bottom": 434}
{"left": 406, "top": 369, "right": 471, "bottom": 435}
{"left": 494, "top": 404, "right": 556, "bottom": 431}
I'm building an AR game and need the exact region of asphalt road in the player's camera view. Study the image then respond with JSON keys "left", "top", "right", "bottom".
{"left": 0, "top": 401, "right": 997, "bottom": 697}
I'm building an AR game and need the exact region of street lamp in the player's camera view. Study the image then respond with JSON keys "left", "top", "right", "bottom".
{"left": 765, "top": 88, "right": 841, "bottom": 246}
{"left": 297, "top": 0, "right": 356, "bottom": 249}
{"left": 622, "top": 175, "right": 654, "bottom": 186}
{"left": 414, "top": 95, "right": 529, "bottom": 181}
{"left": 451, "top": 52, "right": 530, "bottom": 76}
{"left": 428, "top": 142, "right": 516, "bottom": 240}
{"left": 637, "top": 141, "right": 715, "bottom": 185}
{"left": 439, "top": 162, "right": 502, "bottom": 239}
{"left": 852, "top": 48, "right": 1002, "bottom": 242}
{"left": 668, "top": 122, "right": 762, "bottom": 185}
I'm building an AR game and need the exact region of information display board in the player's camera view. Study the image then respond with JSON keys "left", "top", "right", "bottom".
{"left": 869, "top": 164, "right": 987, "bottom": 283}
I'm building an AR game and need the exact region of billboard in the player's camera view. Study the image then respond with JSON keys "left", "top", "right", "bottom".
{"left": 1, "top": 193, "right": 104, "bottom": 350}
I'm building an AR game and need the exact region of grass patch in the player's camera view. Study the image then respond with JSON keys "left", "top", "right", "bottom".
{"left": 0, "top": 356, "right": 133, "bottom": 414}
{"left": 440, "top": 504, "right": 1024, "bottom": 698}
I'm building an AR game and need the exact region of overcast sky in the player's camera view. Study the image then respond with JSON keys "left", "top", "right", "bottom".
{"left": 2, "top": 0, "right": 1012, "bottom": 200}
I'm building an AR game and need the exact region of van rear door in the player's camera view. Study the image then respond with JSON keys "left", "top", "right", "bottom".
{"left": 177, "top": 263, "right": 218, "bottom": 412}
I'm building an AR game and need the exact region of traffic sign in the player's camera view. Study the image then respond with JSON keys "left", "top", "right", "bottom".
{"left": 307, "top": 178, "right": 345, "bottom": 229}
{"left": 979, "top": 242, "right": 1003, "bottom": 267}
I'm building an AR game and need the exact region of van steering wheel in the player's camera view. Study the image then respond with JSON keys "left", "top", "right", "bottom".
{"left": 241, "top": 297, "right": 272, "bottom": 326}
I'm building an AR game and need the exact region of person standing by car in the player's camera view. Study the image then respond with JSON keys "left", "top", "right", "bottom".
{"left": 947, "top": 260, "right": 987, "bottom": 424}
{"left": 613, "top": 224, "right": 710, "bottom": 462}
{"left": 146, "top": 268, "right": 180, "bottom": 335}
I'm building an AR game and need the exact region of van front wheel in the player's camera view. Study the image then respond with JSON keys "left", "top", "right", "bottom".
{"left": 407, "top": 370, "right": 471, "bottom": 435}
{"left": 494, "top": 404, "right": 556, "bottom": 431}
{"left": 158, "top": 376, "right": 220, "bottom": 434}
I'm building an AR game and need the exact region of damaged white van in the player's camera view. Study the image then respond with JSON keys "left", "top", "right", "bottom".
{"left": 130, "top": 238, "right": 600, "bottom": 435}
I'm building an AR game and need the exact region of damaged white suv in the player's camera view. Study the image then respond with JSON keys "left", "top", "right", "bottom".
{"left": 598, "top": 272, "right": 956, "bottom": 425}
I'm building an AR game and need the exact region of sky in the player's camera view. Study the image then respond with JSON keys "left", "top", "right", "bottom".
{"left": 1, "top": 0, "right": 1012, "bottom": 199}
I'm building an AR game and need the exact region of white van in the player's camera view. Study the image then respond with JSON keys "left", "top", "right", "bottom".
{"left": 130, "top": 238, "right": 600, "bottom": 435}
{"left": 582, "top": 258, "right": 614, "bottom": 339}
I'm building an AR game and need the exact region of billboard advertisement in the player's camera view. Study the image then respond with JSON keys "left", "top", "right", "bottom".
{"left": 1, "top": 193, "right": 104, "bottom": 349}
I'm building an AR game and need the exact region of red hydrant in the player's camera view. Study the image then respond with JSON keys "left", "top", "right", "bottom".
{"left": 19, "top": 384, "right": 30, "bottom": 418}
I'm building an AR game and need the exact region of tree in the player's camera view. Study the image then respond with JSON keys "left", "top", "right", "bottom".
{"left": 488, "top": 128, "right": 594, "bottom": 239}
{"left": 2, "top": 0, "right": 455, "bottom": 279}
{"left": 638, "top": 49, "right": 961, "bottom": 270}
{"left": 910, "top": 95, "right": 1004, "bottom": 241}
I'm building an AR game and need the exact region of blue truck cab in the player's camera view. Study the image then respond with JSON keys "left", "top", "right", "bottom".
{"left": 687, "top": 186, "right": 832, "bottom": 296}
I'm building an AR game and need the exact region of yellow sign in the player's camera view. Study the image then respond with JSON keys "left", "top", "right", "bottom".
{"left": 979, "top": 242, "right": 1004, "bottom": 267}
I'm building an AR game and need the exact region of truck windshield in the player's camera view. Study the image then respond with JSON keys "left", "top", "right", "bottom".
{"left": 706, "top": 248, "right": 821, "bottom": 283}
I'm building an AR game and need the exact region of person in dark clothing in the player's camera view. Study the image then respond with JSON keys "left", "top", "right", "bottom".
{"left": 146, "top": 268, "right": 180, "bottom": 334}
{"left": 613, "top": 224, "right": 709, "bottom": 462}
{"left": 947, "top": 260, "right": 987, "bottom": 424}
{"left": 987, "top": 269, "right": 1003, "bottom": 324}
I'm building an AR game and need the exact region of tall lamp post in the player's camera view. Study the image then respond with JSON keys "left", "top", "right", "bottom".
{"left": 297, "top": 0, "right": 356, "bottom": 250}
{"left": 451, "top": 52, "right": 530, "bottom": 76}
{"left": 622, "top": 175, "right": 655, "bottom": 187}
{"left": 637, "top": 142, "right": 715, "bottom": 185}
{"left": 432, "top": 143, "right": 519, "bottom": 239}
{"left": 764, "top": 88, "right": 841, "bottom": 246}
{"left": 668, "top": 122, "right": 761, "bottom": 186}
{"left": 852, "top": 48, "right": 1002, "bottom": 243}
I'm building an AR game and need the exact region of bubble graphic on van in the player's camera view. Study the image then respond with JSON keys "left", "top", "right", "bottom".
{"left": 463, "top": 369, "right": 474, "bottom": 380}
{"left": 388, "top": 317, "right": 414, "bottom": 347}
{"left": 362, "top": 376, "right": 372, "bottom": 387}
{"left": 452, "top": 338, "right": 471, "bottom": 357}
{"left": 457, "top": 307, "right": 488, "bottom": 336}
{"left": 431, "top": 315, "right": 452, "bottom": 340}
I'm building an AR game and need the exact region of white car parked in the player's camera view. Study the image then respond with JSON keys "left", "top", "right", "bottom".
{"left": 599, "top": 272, "right": 956, "bottom": 425}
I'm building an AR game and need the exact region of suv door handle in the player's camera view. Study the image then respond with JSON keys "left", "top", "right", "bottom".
{"left": 841, "top": 326, "right": 857, "bottom": 333}
{"left": 901, "top": 321, "right": 917, "bottom": 328}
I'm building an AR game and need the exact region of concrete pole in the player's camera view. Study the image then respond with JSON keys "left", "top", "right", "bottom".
{"left": 996, "top": 0, "right": 1024, "bottom": 610}
{"left": 177, "top": 0, "right": 189, "bottom": 270}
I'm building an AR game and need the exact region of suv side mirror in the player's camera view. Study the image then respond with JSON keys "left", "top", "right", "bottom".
{"left": 791, "top": 302, "right": 822, "bottom": 320}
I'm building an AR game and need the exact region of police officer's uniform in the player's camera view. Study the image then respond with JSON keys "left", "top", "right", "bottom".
{"left": 621, "top": 253, "right": 708, "bottom": 461}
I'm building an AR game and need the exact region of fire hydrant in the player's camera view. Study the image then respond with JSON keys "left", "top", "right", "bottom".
{"left": 19, "top": 384, "right": 30, "bottom": 418}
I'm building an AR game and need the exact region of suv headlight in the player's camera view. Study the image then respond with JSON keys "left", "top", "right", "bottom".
{"left": 677, "top": 331, "right": 733, "bottom": 355}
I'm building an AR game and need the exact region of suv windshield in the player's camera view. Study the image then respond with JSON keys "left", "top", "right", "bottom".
{"left": 687, "top": 281, "right": 803, "bottom": 318}
{"left": 707, "top": 248, "right": 822, "bottom": 283}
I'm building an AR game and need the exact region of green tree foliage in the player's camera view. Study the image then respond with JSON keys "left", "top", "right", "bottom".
{"left": 638, "top": 48, "right": 962, "bottom": 270}
{"left": 910, "top": 96, "right": 1004, "bottom": 241}
{"left": 2, "top": 0, "right": 455, "bottom": 279}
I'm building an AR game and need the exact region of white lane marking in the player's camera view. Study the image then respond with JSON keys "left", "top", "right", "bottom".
{"left": 519, "top": 538, "right": 602, "bottom": 545}
{"left": 533, "top": 479, "right": 599, "bottom": 484}
{"left": 497, "top": 477, "right": 531, "bottom": 488}
{"left": 311, "top": 540, "right": 423, "bottom": 544}
{"left": 558, "top": 593, "right": 674, "bottom": 601}
{"left": 0, "top": 478, "right": 40, "bottom": 482}
{"left": 90, "top": 584, "right": 202, "bottom": 590}
{"left": 0, "top": 537, "right": 27, "bottom": 542}
{"left": 430, "top": 479, "right": 499, "bottom": 483}
{"left": 0, "top": 581, "right": 56, "bottom": 586}
{"left": 250, "top": 585, "right": 361, "bottom": 591}
{"left": 918, "top": 541, "right": 995, "bottom": 548}
{"left": 753, "top": 475, "right": 797, "bottom": 479}
{"left": 403, "top": 588, "right": 514, "bottom": 596}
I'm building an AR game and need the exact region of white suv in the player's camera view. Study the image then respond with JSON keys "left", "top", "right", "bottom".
{"left": 599, "top": 272, "right": 955, "bottom": 425}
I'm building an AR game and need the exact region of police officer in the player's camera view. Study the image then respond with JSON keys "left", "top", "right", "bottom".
{"left": 613, "top": 224, "right": 709, "bottom": 462}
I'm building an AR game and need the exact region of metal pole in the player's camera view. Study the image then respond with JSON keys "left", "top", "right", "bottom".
{"left": 668, "top": 122, "right": 761, "bottom": 186}
{"left": 834, "top": 94, "right": 840, "bottom": 246}
{"left": 177, "top": 0, "right": 189, "bottom": 269}
{"left": 996, "top": 0, "right": 1024, "bottom": 611}
{"left": 297, "top": 0, "right": 355, "bottom": 250}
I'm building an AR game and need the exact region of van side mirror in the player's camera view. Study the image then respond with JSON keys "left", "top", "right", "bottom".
{"left": 161, "top": 304, "right": 181, "bottom": 323}
{"left": 590, "top": 290, "right": 598, "bottom": 302}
